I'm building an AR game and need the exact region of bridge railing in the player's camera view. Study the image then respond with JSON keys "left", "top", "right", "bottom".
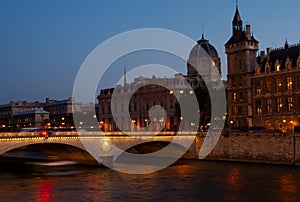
{"left": 0, "top": 131, "right": 208, "bottom": 138}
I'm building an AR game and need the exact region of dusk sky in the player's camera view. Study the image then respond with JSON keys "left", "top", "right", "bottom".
{"left": 1, "top": 0, "right": 300, "bottom": 104}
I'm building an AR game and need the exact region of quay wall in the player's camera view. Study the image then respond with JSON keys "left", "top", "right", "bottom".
{"left": 196, "top": 132, "right": 300, "bottom": 165}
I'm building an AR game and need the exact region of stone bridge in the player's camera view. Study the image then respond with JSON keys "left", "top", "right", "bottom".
{"left": 0, "top": 131, "right": 211, "bottom": 166}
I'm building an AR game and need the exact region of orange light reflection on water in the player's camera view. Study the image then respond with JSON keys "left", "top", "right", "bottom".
{"left": 277, "top": 174, "right": 298, "bottom": 201}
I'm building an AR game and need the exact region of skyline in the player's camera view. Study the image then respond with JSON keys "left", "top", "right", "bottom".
{"left": 1, "top": 0, "right": 300, "bottom": 104}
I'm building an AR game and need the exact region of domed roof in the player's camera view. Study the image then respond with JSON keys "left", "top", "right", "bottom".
{"left": 189, "top": 34, "right": 219, "bottom": 59}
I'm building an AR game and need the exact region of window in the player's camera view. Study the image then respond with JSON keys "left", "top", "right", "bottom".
{"left": 267, "top": 99, "right": 272, "bottom": 113}
{"left": 101, "top": 105, "right": 105, "bottom": 114}
{"left": 256, "top": 100, "right": 262, "bottom": 114}
{"left": 276, "top": 79, "right": 282, "bottom": 92}
{"left": 256, "top": 87, "right": 262, "bottom": 95}
{"left": 277, "top": 98, "right": 283, "bottom": 112}
{"left": 256, "top": 82, "right": 262, "bottom": 95}
{"left": 233, "top": 92, "right": 237, "bottom": 102}
{"left": 108, "top": 104, "right": 111, "bottom": 114}
{"left": 160, "top": 101, "right": 164, "bottom": 107}
{"left": 170, "top": 100, "right": 174, "bottom": 109}
{"left": 238, "top": 107, "right": 243, "bottom": 115}
{"left": 288, "top": 97, "right": 293, "bottom": 112}
{"left": 239, "top": 92, "right": 243, "bottom": 101}
{"left": 287, "top": 77, "right": 293, "bottom": 91}
{"left": 276, "top": 65, "right": 280, "bottom": 72}
{"left": 232, "top": 107, "right": 237, "bottom": 116}
{"left": 239, "top": 59, "right": 242, "bottom": 69}
{"left": 134, "top": 103, "right": 137, "bottom": 111}
{"left": 266, "top": 80, "right": 271, "bottom": 92}
{"left": 232, "top": 78, "right": 235, "bottom": 88}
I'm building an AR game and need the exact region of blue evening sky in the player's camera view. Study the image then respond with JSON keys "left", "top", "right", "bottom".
{"left": 1, "top": 0, "right": 300, "bottom": 104}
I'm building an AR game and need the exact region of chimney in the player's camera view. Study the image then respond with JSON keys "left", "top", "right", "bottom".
{"left": 260, "top": 51, "right": 265, "bottom": 61}
{"left": 46, "top": 97, "right": 49, "bottom": 103}
{"left": 246, "top": 25, "right": 251, "bottom": 39}
{"left": 266, "top": 48, "right": 270, "bottom": 55}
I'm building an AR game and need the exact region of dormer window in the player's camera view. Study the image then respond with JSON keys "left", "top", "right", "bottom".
{"left": 285, "top": 57, "right": 292, "bottom": 70}
{"left": 275, "top": 59, "right": 281, "bottom": 72}
{"left": 276, "top": 65, "right": 280, "bottom": 72}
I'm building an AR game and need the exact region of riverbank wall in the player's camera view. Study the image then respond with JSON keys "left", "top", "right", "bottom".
{"left": 197, "top": 132, "right": 300, "bottom": 166}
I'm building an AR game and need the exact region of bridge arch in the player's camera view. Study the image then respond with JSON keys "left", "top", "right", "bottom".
{"left": 0, "top": 137, "right": 98, "bottom": 165}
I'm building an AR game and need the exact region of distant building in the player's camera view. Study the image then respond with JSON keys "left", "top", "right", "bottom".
{"left": 0, "top": 97, "right": 93, "bottom": 131}
{"left": 14, "top": 109, "right": 49, "bottom": 128}
{"left": 0, "top": 100, "right": 42, "bottom": 131}
{"left": 43, "top": 97, "right": 82, "bottom": 129}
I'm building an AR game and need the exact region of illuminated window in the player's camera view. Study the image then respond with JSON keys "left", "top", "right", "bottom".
{"left": 233, "top": 92, "right": 237, "bottom": 102}
{"left": 256, "top": 87, "right": 262, "bottom": 95}
{"left": 232, "top": 107, "right": 237, "bottom": 116}
{"left": 287, "top": 77, "right": 293, "bottom": 91}
{"left": 256, "top": 101, "right": 262, "bottom": 114}
{"left": 276, "top": 65, "right": 280, "bottom": 72}
{"left": 256, "top": 82, "right": 262, "bottom": 95}
{"left": 267, "top": 99, "right": 272, "bottom": 113}
{"left": 276, "top": 79, "right": 282, "bottom": 92}
{"left": 277, "top": 98, "right": 283, "bottom": 112}
{"left": 288, "top": 97, "right": 293, "bottom": 112}
{"left": 266, "top": 80, "right": 271, "bottom": 92}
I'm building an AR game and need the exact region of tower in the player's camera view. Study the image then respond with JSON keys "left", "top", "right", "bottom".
{"left": 225, "top": 5, "right": 259, "bottom": 128}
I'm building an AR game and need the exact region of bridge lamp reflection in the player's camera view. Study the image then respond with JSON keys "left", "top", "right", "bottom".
{"left": 101, "top": 139, "right": 111, "bottom": 152}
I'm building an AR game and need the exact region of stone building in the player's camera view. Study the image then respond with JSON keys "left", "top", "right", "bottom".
{"left": 252, "top": 43, "right": 300, "bottom": 132}
{"left": 13, "top": 109, "right": 49, "bottom": 128}
{"left": 43, "top": 97, "right": 82, "bottom": 129}
{"left": 226, "top": 6, "right": 259, "bottom": 128}
{"left": 226, "top": 6, "right": 300, "bottom": 132}
{"left": 97, "top": 75, "right": 195, "bottom": 132}
{"left": 0, "top": 100, "right": 42, "bottom": 131}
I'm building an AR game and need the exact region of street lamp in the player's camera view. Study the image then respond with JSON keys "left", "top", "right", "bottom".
{"left": 290, "top": 121, "right": 293, "bottom": 134}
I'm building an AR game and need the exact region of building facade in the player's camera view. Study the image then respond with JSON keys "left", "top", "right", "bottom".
{"left": 226, "top": 6, "right": 300, "bottom": 132}
{"left": 97, "top": 75, "right": 195, "bottom": 132}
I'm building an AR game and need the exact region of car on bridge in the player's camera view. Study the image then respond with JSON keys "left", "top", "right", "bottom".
{"left": 19, "top": 128, "right": 53, "bottom": 138}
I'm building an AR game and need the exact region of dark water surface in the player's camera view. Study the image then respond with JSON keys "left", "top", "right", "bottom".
{"left": 0, "top": 160, "right": 300, "bottom": 202}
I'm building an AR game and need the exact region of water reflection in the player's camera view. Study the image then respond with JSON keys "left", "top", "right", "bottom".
{"left": 37, "top": 179, "right": 53, "bottom": 202}
{"left": 277, "top": 174, "right": 298, "bottom": 202}
{"left": 225, "top": 168, "right": 242, "bottom": 201}
{"left": 1, "top": 161, "right": 300, "bottom": 201}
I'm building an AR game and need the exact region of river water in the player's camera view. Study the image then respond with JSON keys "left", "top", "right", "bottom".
{"left": 0, "top": 160, "right": 300, "bottom": 202}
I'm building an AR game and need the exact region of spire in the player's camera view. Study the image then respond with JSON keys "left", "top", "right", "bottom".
{"left": 123, "top": 64, "right": 127, "bottom": 86}
{"left": 232, "top": 1, "right": 243, "bottom": 35}
{"left": 285, "top": 38, "right": 289, "bottom": 49}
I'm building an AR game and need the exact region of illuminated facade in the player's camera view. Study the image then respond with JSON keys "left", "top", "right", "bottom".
{"left": 226, "top": 6, "right": 300, "bottom": 132}
{"left": 97, "top": 75, "right": 194, "bottom": 132}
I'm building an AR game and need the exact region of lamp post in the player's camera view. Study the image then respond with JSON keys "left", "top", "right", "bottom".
{"left": 283, "top": 119, "right": 286, "bottom": 133}
{"left": 290, "top": 120, "right": 293, "bottom": 134}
